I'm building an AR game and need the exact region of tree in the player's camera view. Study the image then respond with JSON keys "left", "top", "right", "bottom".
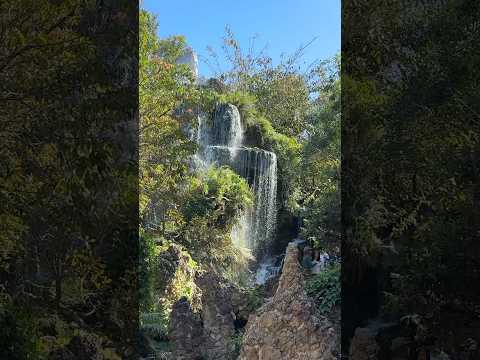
{"left": 206, "top": 27, "right": 312, "bottom": 137}
{"left": 299, "top": 56, "right": 341, "bottom": 253}
{"left": 1, "top": 0, "right": 138, "bottom": 356}
{"left": 139, "top": 9, "right": 197, "bottom": 234}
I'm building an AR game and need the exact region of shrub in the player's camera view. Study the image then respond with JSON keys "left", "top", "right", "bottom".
{"left": 229, "top": 332, "right": 245, "bottom": 359}
{"left": 245, "top": 286, "right": 265, "bottom": 313}
{"left": 140, "top": 311, "right": 169, "bottom": 341}
{"left": 305, "top": 263, "right": 340, "bottom": 315}
{"left": 183, "top": 166, "right": 253, "bottom": 228}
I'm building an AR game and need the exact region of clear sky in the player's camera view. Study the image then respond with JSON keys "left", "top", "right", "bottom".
{"left": 142, "top": 0, "right": 340, "bottom": 78}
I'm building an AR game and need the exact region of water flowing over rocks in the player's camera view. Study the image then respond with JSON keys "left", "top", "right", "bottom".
{"left": 196, "top": 103, "right": 277, "bottom": 253}
{"left": 240, "top": 243, "right": 339, "bottom": 360}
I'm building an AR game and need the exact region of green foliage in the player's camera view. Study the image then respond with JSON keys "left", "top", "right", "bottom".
{"left": 245, "top": 286, "right": 266, "bottom": 313}
{"left": 183, "top": 166, "right": 253, "bottom": 228}
{"left": 0, "top": 304, "right": 43, "bottom": 359}
{"left": 138, "top": 13, "right": 343, "bottom": 352}
{"left": 158, "top": 246, "right": 197, "bottom": 310}
{"left": 139, "top": 8, "right": 199, "bottom": 240}
{"left": 177, "top": 166, "right": 254, "bottom": 269}
{"left": 139, "top": 234, "right": 157, "bottom": 312}
{"left": 1, "top": 0, "right": 138, "bottom": 355}
{"left": 204, "top": 29, "right": 341, "bottom": 241}
{"left": 299, "top": 56, "right": 341, "bottom": 252}
{"left": 305, "top": 263, "right": 341, "bottom": 315}
{"left": 139, "top": 10, "right": 255, "bottom": 284}
{"left": 140, "top": 312, "right": 169, "bottom": 341}
{"left": 342, "top": 1, "right": 480, "bottom": 345}
{"left": 229, "top": 332, "right": 245, "bottom": 359}
{"left": 196, "top": 86, "right": 258, "bottom": 129}
{"left": 207, "top": 27, "right": 312, "bottom": 136}
{"left": 243, "top": 115, "right": 302, "bottom": 210}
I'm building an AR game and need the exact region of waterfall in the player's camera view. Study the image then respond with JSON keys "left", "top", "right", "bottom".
{"left": 196, "top": 104, "right": 277, "bottom": 253}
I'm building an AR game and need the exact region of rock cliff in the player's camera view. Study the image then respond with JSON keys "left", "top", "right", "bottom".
{"left": 240, "top": 243, "right": 339, "bottom": 360}
{"left": 169, "top": 271, "right": 250, "bottom": 360}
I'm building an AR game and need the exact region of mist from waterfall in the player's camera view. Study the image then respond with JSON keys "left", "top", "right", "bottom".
{"left": 196, "top": 104, "right": 277, "bottom": 253}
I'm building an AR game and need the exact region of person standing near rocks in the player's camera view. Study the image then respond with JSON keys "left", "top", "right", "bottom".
{"left": 302, "top": 246, "right": 314, "bottom": 269}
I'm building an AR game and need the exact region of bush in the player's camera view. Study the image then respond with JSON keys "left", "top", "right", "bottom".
{"left": 245, "top": 286, "right": 266, "bottom": 313}
{"left": 140, "top": 311, "right": 169, "bottom": 341}
{"left": 305, "top": 263, "right": 340, "bottom": 315}
{"left": 183, "top": 166, "right": 253, "bottom": 228}
{"left": 229, "top": 332, "right": 244, "bottom": 359}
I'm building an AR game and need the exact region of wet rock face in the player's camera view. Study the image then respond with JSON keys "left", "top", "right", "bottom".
{"left": 240, "top": 243, "right": 339, "bottom": 360}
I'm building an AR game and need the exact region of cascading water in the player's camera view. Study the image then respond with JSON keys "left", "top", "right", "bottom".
{"left": 196, "top": 103, "right": 277, "bottom": 253}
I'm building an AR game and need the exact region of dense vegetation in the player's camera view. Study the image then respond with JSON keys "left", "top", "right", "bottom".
{"left": 139, "top": 7, "right": 341, "bottom": 352}
{"left": 342, "top": 0, "right": 480, "bottom": 354}
{"left": 0, "top": 1, "right": 137, "bottom": 358}
{"left": 306, "top": 263, "right": 341, "bottom": 315}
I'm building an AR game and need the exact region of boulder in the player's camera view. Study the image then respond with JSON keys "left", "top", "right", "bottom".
{"left": 175, "top": 46, "right": 198, "bottom": 80}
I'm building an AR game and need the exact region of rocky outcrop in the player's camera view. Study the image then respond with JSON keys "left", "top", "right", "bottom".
{"left": 169, "top": 297, "right": 204, "bottom": 360}
{"left": 169, "top": 271, "right": 251, "bottom": 360}
{"left": 196, "top": 271, "right": 238, "bottom": 360}
{"left": 175, "top": 46, "right": 198, "bottom": 80}
{"left": 157, "top": 244, "right": 198, "bottom": 311}
{"left": 240, "top": 243, "right": 339, "bottom": 360}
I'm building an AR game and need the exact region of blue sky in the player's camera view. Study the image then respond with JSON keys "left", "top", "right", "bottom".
{"left": 142, "top": 0, "right": 340, "bottom": 78}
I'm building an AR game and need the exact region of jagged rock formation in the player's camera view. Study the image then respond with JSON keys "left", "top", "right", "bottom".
{"left": 169, "top": 271, "right": 251, "bottom": 360}
{"left": 240, "top": 243, "right": 339, "bottom": 360}
{"left": 157, "top": 244, "right": 198, "bottom": 311}
{"left": 169, "top": 297, "right": 204, "bottom": 360}
{"left": 196, "top": 271, "right": 238, "bottom": 359}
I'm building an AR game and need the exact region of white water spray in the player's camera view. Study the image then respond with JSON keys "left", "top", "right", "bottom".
{"left": 195, "top": 103, "right": 277, "bottom": 253}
